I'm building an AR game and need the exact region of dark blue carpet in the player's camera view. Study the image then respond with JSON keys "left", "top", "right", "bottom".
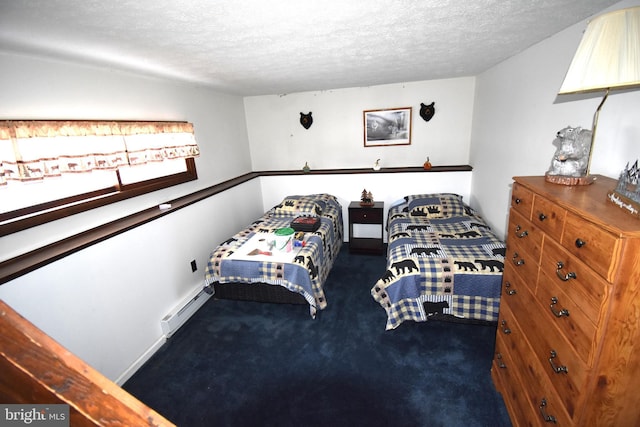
{"left": 124, "top": 244, "right": 511, "bottom": 427}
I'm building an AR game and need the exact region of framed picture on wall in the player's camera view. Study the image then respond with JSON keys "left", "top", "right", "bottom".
{"left": 363, "top": 107, "right": 412, "bottom": 147}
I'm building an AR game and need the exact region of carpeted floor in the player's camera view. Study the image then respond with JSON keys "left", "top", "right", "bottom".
{"left": 124, "top": 244, "right": 511, "bottom": 427}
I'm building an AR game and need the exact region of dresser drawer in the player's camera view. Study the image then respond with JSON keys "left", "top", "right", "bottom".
{"left": 498, "top": 300, "right": 572, "bottom": 426}
{"left": 562, "top": 211, "right": 620, "bottom": 282}
{"left": 501, "top": 262, "right": 531, "bottom": 304}
{"left": 349, "top": 207, "right": 383, "bottom": 223}
{"left": 536, "top": 268, "right": 599, "bottom": 366}
{"left": 532, "top": 195, "right": 566, "bottom": 238}
{"left": 493, "top": 304, "right": 543, "bottom": 427}
{"left": 508, "top": 208, "right": 543, "bottom": 264}
{"left": 505, "top": 240, "right": 539, "bottom": 291}
{"left": 512, "top": 283, "right": 588, "bottom": 421}
{"left": 493, "top": 334, "right": 539, "bottom": 427}
{"left": 511, "top": 182, "right": 534, "bottom": 219}
{"left": 540, "top": 238, "right": 609, "bottom": 325}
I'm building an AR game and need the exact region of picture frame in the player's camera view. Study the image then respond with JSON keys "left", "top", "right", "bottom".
{"left": 363, "top": 107, "right": 412, "bottom": 147}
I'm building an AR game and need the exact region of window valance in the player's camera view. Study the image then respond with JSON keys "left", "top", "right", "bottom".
{"left": 0, "top": 120, "right": 200, "bottom": 185}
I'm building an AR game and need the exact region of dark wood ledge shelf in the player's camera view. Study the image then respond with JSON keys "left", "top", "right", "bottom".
{"left": 0, "top": 165, "right": 471, "bottom": 284}
{"left": 257, "top": 165, "right": 472, "bottom": 175}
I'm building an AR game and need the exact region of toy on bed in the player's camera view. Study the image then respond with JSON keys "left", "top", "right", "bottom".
{"left": 371, "top": 193, "right": 505, "bottom": 330}
{"left": 203, "top": 193, "right": 343, "bottom": 318}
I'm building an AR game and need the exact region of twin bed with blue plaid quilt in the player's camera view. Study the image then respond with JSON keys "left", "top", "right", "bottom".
{"left": 371, "top": 194, "right": 505, "bottom": 330}
{"left": 204, "top": 194, "right": 343, "bottom": 318}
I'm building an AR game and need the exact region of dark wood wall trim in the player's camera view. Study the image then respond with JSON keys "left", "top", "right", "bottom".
{"left": 1, "top": 158, "right": 199, "bottom": 237}
{"left": 257, "top": 165, "right": 472, "bottom": 175}
{"left": 0, "top": 165, "right": 471, "bottom": 284}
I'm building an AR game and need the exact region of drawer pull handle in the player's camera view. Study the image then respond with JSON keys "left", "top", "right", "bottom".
{"left": 539, "top": 213, "right": 547, "bottom": 221}
{"left": 539, "top": 398, "right": 557, "bottom": 424}
{"left": 575, "top": 238, "right": 586, "bottom": 248}
{"left": 512, "top": 253, "right": 525, "bottom": 266}
{"left": 504, "top": 281, "right": 517, "bottom": 295}
{"left": 496, "top": 353, "right": 507, "bottom": 368}
{"left": 556, "top": 261, "right": 577, "bottom": 281}
{"left": 549, "top": 350, "right": 568, "bottom": 374}
{"left": 550, "top": 297, "right": 570, "bottom": 317}
{"left": 515, "top": 225, "right": 529, "bottom": 238}
{"left": 514, "top": 198, "right": 522, "bottom": 204}
{"left": 501, "top": 320, "right": 511, "bottom": 335}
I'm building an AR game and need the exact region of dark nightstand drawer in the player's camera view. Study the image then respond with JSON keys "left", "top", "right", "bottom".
{"left": 349, "top": 207, "right": 383, "bottom": 223}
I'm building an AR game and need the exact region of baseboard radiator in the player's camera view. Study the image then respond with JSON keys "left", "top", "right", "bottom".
{"left": 161, "top": 287, "right": 212, "bottom": 338}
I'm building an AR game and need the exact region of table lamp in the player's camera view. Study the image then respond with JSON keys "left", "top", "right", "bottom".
{"left": 557, "top": 6, "right": 640, "bottom": 184}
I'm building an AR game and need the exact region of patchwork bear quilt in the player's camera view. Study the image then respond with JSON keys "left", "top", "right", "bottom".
{"left": 371, "top": 194, "right": 505, "bottom": 330}
{"left": 204, "top": 194, "right": 343, "bottom": 318}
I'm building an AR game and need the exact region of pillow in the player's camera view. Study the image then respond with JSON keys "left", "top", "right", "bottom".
{"left": 405, "top": 193, "right": 469, "bottom": 218}
{"left": 270, "top": 195, "right": 323, "bottom": 217}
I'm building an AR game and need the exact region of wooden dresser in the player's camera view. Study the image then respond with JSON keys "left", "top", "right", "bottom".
{"left": 492, "top": 175, "right": 640, "bottom": 426}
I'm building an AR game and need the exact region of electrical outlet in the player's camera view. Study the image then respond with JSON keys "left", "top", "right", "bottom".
{"left": 190, "top": 260, "right": 197, "bottom": 272}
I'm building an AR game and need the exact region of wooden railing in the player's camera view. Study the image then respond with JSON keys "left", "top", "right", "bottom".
{"left": 0, "top": 300, "right": 175, "bottom": 426}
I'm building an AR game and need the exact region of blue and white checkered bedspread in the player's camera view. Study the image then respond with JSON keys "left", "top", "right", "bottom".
{"left": 371, "top": 194, "right": 505, "bottom": 330}
{"left": 204, "top": 194, "right": 343, "bottom": 318}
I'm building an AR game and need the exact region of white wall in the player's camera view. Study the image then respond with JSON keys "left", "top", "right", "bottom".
{"left": 244, "top": 78, "right": 475, "bottom": 171}
{"left": 470, "top": 0, "right": 640, "bottom": 237}
{"left": 246, "top": 77, "right": 479, "bottom": 237}
{"left": 0, "top": 52, "right": 260, "bottom": 382}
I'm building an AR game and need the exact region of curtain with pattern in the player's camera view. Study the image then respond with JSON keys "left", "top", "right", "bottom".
{"left": 0, "top": 121, "right": 199, "bottom": 186}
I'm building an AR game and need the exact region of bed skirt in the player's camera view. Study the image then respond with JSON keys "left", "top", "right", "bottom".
{"left": 211, "top": 281, "right": 308, "bottom": 305}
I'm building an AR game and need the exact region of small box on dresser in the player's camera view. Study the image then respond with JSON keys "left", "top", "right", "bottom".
{"left": 492, "top": 175, "right": 640, "bottom": 426}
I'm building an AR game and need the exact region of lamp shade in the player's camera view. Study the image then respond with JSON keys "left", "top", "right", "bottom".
{"left": 559, "top": 7, "right": 640, "bottom": 94}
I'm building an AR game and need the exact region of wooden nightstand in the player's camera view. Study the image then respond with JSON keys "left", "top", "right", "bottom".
{"left": 348, "top": 201, "right": 384, "bottom": 254}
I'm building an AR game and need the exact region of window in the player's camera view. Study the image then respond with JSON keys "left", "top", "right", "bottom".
{"left": 0, "top": 121, "right": 200, "bottom": 235}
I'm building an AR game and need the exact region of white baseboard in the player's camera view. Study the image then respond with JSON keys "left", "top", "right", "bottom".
{"left": 115, "top": 335, "right": 166, "bottom": 386}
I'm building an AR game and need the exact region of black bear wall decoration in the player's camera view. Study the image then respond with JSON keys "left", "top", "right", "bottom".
{"left": 419, "top": 102, "right": 435, "bottom": 122}
{"left": 300, "top": 112, "right": 313, "bottom": 129}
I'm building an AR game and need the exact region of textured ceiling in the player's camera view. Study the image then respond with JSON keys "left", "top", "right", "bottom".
{"left": 0, "top": 0, "right": 621, "bottom": 96}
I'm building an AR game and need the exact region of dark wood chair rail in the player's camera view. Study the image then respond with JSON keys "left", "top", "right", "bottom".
{"left": 0, "top": 165, "right": 471, "bottom": 284}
